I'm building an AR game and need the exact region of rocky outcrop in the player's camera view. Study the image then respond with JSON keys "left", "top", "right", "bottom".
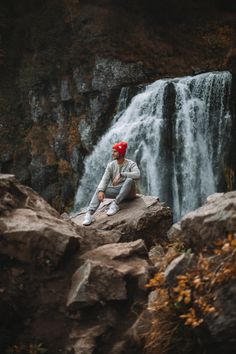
{"left": 0, "top": 175, "right": 171, "bottom": 354}
{"left": 143, "top": 191, "right": 236, "bottom": 354}
{"left": 2, "top": 175, "right": 236, "bottom": 354}
{"left": 72, "top": 196, "right": 172, "bottom": 250}
{"left": 0, "top": 174, "right": 80, "bottom": 266}
{"left": 168, "top": 191, "right": 236, "bottom": 250}
{"left": 67, "top": 240, "right": 149, "bottom": 310}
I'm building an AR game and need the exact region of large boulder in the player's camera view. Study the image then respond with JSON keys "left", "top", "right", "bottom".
{"left": 67, "top": 239, "right": 150, "bottom": 310}
{"left": 71, "top": 195, "right": 172, "bottom": 250}
{"left": 67, "top": 259, "right": 128, "bottom": 309}
{"left": 0, "top": 174, "right": 80, "bottom": 266}
{"left": 168, "top": 191, "right": 236, "bottom": 250}
{"left": 66, "top": 239, "right": 152, "bottom": 354}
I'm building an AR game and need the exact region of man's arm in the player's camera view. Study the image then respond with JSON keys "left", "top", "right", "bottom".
{"left": 97, "top": 164, "right": 112, "bottom": 192}
{"left": 121, "top": 161, "right": 140, "bottom": 180}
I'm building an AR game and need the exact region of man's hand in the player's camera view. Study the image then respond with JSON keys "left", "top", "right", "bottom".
{"left": 98, "top": 191, "right": 105, "bottom": 201}
{"left": 112, "top": 173, "right": 121, "bottom": 186}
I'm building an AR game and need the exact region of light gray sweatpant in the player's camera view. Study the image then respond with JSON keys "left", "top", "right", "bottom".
{"left": 88, "top": 178, "right": 136, "bottom": 213}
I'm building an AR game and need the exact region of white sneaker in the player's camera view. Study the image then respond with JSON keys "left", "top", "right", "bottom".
{"left": 83, "top": 212, "right": 95, "bottom": 226}
{"left": 107, "top": 201, "right": 120, "bottom": 216}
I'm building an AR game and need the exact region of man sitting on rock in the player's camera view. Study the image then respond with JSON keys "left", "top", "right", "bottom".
{"left": 83, "top": 141, "right": 140, "bottom": 226}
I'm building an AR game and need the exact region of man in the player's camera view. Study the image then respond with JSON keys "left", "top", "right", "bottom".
{"left": 83, "top": 141, "right": 140, "bottom": 226}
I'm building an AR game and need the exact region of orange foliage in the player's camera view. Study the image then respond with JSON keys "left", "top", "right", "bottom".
{"left": 146, "top": 233, "right": 236, "bottom": 331}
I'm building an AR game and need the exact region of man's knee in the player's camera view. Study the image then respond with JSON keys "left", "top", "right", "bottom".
{"left": 125, "top": 178, "right": 134, "bottom": 186}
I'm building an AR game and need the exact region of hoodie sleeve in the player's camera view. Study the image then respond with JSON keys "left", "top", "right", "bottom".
{"left": 97, "top": 163, "right": 112, "bottom": 192}
{"left": 121, "top": 161, "right": 140, "bottom": 180}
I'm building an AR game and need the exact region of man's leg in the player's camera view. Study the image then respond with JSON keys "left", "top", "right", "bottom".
{"left": 107, "top": 178, "right": 136, "bottom": 216}
{"left": 83, "top": 188, "right": 102, "bottom": 225}
{"left": 115, "top": 178, "right": 136, "bottom": 205}
{"left": 104, "top": 186, "right": 121, "bottom": 199}
{"left": 88, "top": 186, "right": 120, "bottom": 213}
{"left": 87, "top": 189, "right": 101, "bottom": 214}
{"left": 84, "top": 180, "right": 136, "bottom": 222}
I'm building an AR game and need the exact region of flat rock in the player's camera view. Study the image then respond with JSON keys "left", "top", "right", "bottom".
{"left": 72, "top": 195, "right": 172, "bottom": 249}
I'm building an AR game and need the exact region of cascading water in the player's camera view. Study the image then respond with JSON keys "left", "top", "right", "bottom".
{"left": 75, "top": 71, "right": 232, "bottom": 221}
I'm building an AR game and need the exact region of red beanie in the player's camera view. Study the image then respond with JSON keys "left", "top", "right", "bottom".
{"left": 113, "top": 141, "right": 128, "bottom": 156}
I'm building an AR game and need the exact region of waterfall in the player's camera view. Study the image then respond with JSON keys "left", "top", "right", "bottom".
{"left": 75, "top": 71, "right": 232, "bottom": 221}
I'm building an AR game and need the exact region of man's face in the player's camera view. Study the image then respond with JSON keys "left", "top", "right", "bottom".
{"left": 112, "top": 149, "right": 120, "bottom": 160}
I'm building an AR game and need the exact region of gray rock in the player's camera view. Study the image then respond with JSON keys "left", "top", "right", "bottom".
{"left": 148, "top": 244, "right": 165, "bottom": 265}
{"left": 73, "top": 67, "right": 90, "bottom": 94}
{"left": 72, "top": 195, "right": 172, "bottom": 248}
{"left": 28, "top": 90, "right": 45, "bottom": 122}
{"left": 168, "top": 191, "right": 236, "bottom": 250}
{"left": 0, "top": 151, "right": 13, "bottom": 163}
{"left": 78, "top": 119, "right": 93, "bottom": 151}
{"left": 30, "top": 161, "right": 58, "bottom": 193}
{"left": 70, "top": 146, "right": 80, "bottom": 173}
{"left": 81, "top": 239, "right": 150, "bottom": 292}
{"left": 206, "top": 192, "right": 224, "bottom": 203}
{"left": 89, "top": 94, "right": 108, "bottom": 122}
{"left": 164, "top": 253, "right": 196, "bottom": 286}
{"left": 167, "top": 220, "right": 181, "bottom": 242}
{"left": 66, "top": 260, "right": 127, "bottom": 309}
{"left": 0, "top": 174, "right": 80, "bottom": 266}
{"left": 60, "top": 79, "right": 72, "bottom": 101}
{"left": 54, "top": 133, "right": 68, "bottom": 160}
{"left": 68, "top": 306, "right": 118, "bottom": 354}
{"left": 67, "top": 240, "right": 150, "bottom": 309}
{"left": 69, "top": 325, "right": 106, "bottom": 354}
{"left": 82, "top": 239, "right": 147, "bottom": 261}
{"left": 73, "top": 226, "right": 122, "bottom": 252}
{"left": 207, "top": 281, "right": 236, "bottom": 341}
{"left": 92, "top": 57, "right": 146, "bottom": 92}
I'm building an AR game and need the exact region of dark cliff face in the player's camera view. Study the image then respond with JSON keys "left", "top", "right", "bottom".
{"left": 0, "top": 0, "right": 236, "bottom": 211}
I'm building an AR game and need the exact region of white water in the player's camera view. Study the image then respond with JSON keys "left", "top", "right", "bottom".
{"left": 75, "top": 71, "right": 232, "bottom": 221}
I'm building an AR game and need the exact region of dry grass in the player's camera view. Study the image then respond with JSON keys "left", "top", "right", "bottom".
{"left": 144, "top": 233, "right": 236, "bottom": 354}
